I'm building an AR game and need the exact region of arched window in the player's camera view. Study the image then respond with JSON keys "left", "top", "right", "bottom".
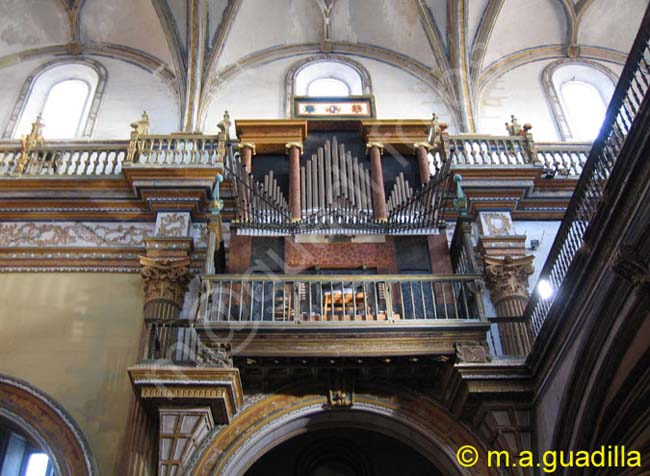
{"left": 307, "top": 77, "right": 350, "bottom": 97}
{"left": 290, "top": 57, "right": 371, "bottom": 99}
{"left": 542, "top": 61, "right": 617, "bottom": 141}
{"left": 40, "top": 79, "right": 90, "bottom": 139}
{"left": 559, "top": 80, "right": 607, "bottom": 140}
{"left": 8, "top": 61, "right": 105, "bottom": 139}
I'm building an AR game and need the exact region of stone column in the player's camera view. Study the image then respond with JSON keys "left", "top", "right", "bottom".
{"left": 239, "top": 142, "right": 255, "bottom": 173}
{"left": 139, "top": 237, "right": 193, "bottom": 321}
{"left": 414, "top": 142, "right": 432, "bottom": 184}
{"left": 483, "top": 255, "right": 535, "bottom": 355}
{"left": 286, "top": 142, "right": 303, "bottom": 222}
{"left": 366, "top": 142, "right": 388, "bottom": 221}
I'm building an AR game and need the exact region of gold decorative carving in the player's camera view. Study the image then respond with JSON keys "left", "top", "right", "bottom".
{"left": 14, "top": 115, "right": 45, "bottom": 176}
{"left": 285, "top": 141, "right": 304, "bottom": 153}
{"left": 483, "top": 255, "right": 535, "bottom": 306}
{"left": 327, "top": 372, "right": 354, "bottom": 408}
{"left": 237, "top": 142, "right": 257, "bottom": 155}
{"left": 126, "top": 111, "right": 150, "bottom": 164}
{"left": 139, "top": 256, "right": 192, "bottom": 320}
{"left": 365, "top": 141, "right": 384, "bottom": 155}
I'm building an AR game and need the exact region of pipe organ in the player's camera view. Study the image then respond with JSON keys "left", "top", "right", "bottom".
{"left": 227, "top": 132, "right": 450, "bottom": 235}
{"left": 301, "top": 137, "right": 374, "bottom": 226}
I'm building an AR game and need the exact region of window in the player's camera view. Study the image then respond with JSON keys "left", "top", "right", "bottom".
{"left": 307, "top": 78, "right": 350, "bottom": 97}
{"left": 293, "top": 60, "right": 366, "bottom": 97}
{"left": 560, "top": 81, "right": 607, "bottom": 140}
{"left": 41, "top": 80, "right": 90, "bottom": 139}
{"left": 543, "top": 61, "right": 616, "bottom": 141}
{"left": 24, "top": 453, "right": 50, "bottom": 476}
{"left": 10, "top": 62, "right": 104, "bottom": 139}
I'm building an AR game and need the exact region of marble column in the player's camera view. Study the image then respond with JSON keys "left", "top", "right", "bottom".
{"left": 414, "top": 142, "right": 432, "bottom": 184}
{"left": 367, "top": 142, "right": 388, "bottom": 221}
{"left": 286, "top": 142, "right": 303, "bottom": 222}
{"left": 239, "top": 142, "right": 255, "bottom": 173}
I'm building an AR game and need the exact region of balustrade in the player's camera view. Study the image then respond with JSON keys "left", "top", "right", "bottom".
{"left": 196, "top": 274, "right": 484, "bottom": 324}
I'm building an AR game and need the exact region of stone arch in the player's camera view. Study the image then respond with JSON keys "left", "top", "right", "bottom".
{"left": 186, "top": 386, "right": 500, "bottom": 476}
{"left": 0, "top": 374, "right": 97, "bottom": 476}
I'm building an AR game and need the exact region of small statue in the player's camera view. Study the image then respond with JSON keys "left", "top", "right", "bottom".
{"left": 21, "top": 114, "right": 45, "bottom": 153}
{"left": 217, "top": 110, "right": 231, "bottom": 141}
{"left": 130, "top": 111, "right": 150, "bottom": 136}
{"left": 506, "top": 114, "right": 533, "bottom": 137}
{"left": 14, "top": 115, "right": 45, "bottom": 176}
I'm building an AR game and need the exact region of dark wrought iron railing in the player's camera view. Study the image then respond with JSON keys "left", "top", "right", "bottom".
{"left": 196, "top": 274, "right": 485, "bottom": 323}
{"left": 525, "top": 6, "right": 650, "bottom": 336}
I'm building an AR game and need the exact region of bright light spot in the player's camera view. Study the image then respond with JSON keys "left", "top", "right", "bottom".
{"left": 25, "top": 453, "right": 49, "bottom": 476}
{"left": 41, "top": 79, "right": 89, "bottom": 139}
{"left": 307, "top": 78, "right": 350, "bottom": 97}
{"left": 537, "top": 279, "right": 554, "bottom": 300}
{"left": 561, "top": 81, "right": 607, "bottom": 140}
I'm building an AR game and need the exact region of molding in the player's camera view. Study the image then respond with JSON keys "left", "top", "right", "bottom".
{"left": 469, "top": 0, "right": 505, "bottom": 88}
{"left": 414, "top": 0, "right": 451, "bottom": 72}
{"left": 187, "top": 386, "right": 501, "bottom": 476}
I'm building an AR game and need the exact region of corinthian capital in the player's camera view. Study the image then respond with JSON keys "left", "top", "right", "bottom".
{"left": 483, "top": 255, "right": 535, "bottom": 306}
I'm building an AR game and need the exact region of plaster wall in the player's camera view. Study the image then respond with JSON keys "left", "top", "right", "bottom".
{"left": 201, "top": 55, "right": 455, "bottom": 133}
{"left": 0, "top": 56, "right": 180, "bottom": 139}
{"left": 0, "top": 273, "right": 144, "bottom": 475}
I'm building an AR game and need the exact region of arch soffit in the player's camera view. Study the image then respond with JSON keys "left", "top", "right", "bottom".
{"left": 0, "top": 374, "right": 97, "bottom": 476}
{"left": 187, "top": 388, "right": 500, "bottom": 476}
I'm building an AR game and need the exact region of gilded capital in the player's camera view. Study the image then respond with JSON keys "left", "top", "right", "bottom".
{"left": 285, "top": 142, "right": 303, "bottom": 153}
{"left": 483, "top": 255, "right": 535, "bottom": 306}
{"left": 413, "top": 142, "right": 433, "bottom": 152}
{"left": 139, "top": 256, "right": 193, "bottom": 320}
{"left": 366, "top": 142, "right": 384, "bottom": 155}
{"left": 238, "top": 142, "right": 257, "bottom": 155}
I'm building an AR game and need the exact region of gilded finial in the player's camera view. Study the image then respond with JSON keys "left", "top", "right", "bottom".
{"left": 218, "top": 110, "right": 231, "bottom": 141}
{"left": 14, "top": 114, "right": 45, "bottom": 176}
{"left": 505, "top": 115, "right": 532, "bottom": 137}
{"left": 130, "top": 111, "right": 150, "bottom": 135}
{"left": 453, "top": 174, "right": 468, "bottom": 216}
{"left": 21, "top": 114, "right": 45, "bottom": 152}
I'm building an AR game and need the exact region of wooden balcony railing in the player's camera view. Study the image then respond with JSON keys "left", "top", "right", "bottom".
{"left": 196, "top": 274, "right": 485, "bottom": 324}
{"left": 125, "top": 134, "right": 223, "bottom": 167}
{"left": 525, "top": 4, "right": 650, "bottom": 337}
{"left": 447, "top": 135, "right": 531, "bottom": 166}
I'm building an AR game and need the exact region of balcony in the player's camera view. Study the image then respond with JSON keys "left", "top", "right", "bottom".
{"left": 144, "top": 273, "right": 488, "bottom": 360}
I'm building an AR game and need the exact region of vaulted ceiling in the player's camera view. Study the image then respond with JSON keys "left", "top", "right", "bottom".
{"left": 0, "top": 0, "right": 646, "bottom": 132}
